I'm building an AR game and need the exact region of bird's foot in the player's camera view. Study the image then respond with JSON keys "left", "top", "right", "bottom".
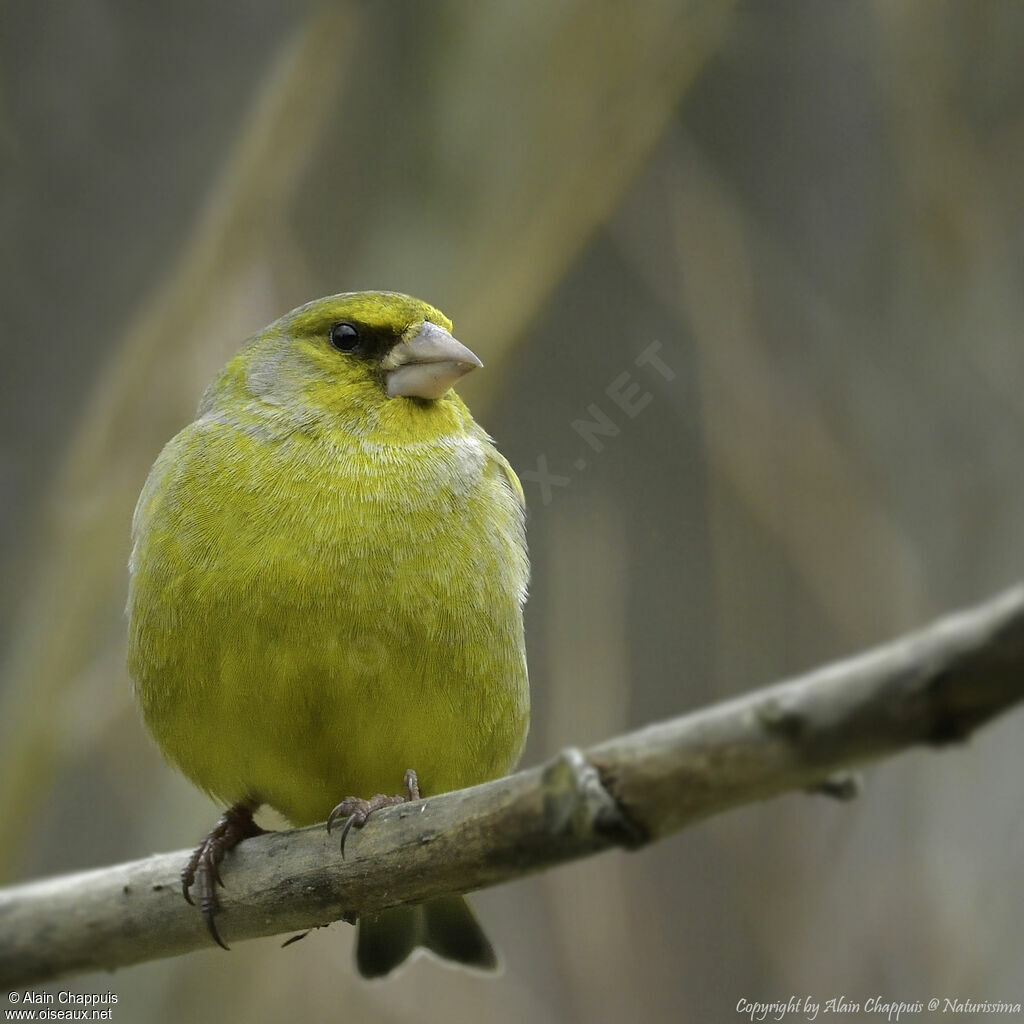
{"left": 181, "top": 801, "right": 266, "bottom": 950}
{"left": 327, "top": 768, "right": 420, "bottom": 857}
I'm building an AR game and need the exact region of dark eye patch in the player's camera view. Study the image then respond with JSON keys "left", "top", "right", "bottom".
{"left": 326, "top": 320, "right": 400, "bottom": 361}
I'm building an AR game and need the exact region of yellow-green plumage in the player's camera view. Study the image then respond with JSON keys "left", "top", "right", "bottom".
{"left": 127, "top": 292, "right": 529, "bottom": 974}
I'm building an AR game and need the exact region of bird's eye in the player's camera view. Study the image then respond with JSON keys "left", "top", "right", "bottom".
{"left": 329, "top": 322, "right": 360, "bottom": 353}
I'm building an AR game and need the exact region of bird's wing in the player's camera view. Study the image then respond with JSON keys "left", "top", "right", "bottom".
{"left": 492, "top": 450, "right": 526, "bottom": 510}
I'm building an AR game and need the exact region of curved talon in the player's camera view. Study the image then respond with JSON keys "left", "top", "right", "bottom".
{"left": 338, "top": 813, "right": 361, "bottom": 858}
{"left": 327, "top": 769, "right": 421, "bottom": 859}
{"left": 202, "top": 895, "right": 230, "bottom": 951}
{"left": 180, "top": 801, "right": 264, "bottom": 950}
{"left": 327, "top": 798, "right": 371, "bottom": 857}
{"left": 326, "top": 803, "right": 348, "bottom": 834}
{"left": 402, "top": 768, "right": 421, "bottom": 801}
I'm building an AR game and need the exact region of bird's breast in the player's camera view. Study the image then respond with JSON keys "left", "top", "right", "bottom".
{"left": 128, "top": 417, "right": 529, "bottom": 818}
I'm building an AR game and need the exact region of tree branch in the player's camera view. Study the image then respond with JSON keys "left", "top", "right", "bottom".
{"left": 3, "top": 585, "right": 1024, "bottom": 989}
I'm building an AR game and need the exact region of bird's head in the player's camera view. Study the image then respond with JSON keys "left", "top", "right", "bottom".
{"left": 204, "top": 292, "right": 482, "bottom": 432}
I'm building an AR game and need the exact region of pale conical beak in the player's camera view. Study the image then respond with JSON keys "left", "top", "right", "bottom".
{"left": 385, "top": 322, "right": 483, "bottom": 400}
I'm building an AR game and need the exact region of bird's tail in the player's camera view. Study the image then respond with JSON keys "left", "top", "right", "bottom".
{"left": 355, "top": 895, "right": 499, "bottom": 978}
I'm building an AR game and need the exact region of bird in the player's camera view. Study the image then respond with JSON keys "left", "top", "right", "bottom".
{"left": 127, "top": 291, "right": 530, "bottom": 976}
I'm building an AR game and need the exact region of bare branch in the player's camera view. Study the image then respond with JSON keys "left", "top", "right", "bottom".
{"left": 2, "top": 585, "right": 1023, "bottom": 989}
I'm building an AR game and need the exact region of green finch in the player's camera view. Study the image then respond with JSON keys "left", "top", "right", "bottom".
{"left": 127, "top": 291, "right": 530, "bottom": 976}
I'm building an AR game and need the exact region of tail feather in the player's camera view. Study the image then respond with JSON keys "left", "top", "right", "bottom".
{"left": 356, "top": 895, "right": 498, "bottom": 978}
{"left": 355, "top": 905, "right": 420, "bottom": 978}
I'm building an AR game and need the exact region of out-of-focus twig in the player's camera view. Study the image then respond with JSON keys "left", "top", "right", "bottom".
{"left": 613, "top": 133, "right": 926, "bottom": 642}
{"left": 2, "top": 583, "right": 1023, "bottom": 988}
{"left": 0, "top": 6, "right": 358, "bottom": 880}
{"left": 456, "top": 0, "right": 737, "bottom": 410}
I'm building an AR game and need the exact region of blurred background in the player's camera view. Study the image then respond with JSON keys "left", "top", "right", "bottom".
{"left": 2, "top": 1, "right": 1024, "bottom": 1020}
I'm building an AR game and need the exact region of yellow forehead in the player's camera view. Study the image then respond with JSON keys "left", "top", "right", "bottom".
{"left": 282, "top": 291, "right": 453, "bottom": 339}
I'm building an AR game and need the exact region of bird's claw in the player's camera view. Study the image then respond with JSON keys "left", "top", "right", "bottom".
{"left": 327, "top": 769, "right": 421, "bottom": 858}
{"left": 181, "top": 802, "right": 265, "bottom": 950}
